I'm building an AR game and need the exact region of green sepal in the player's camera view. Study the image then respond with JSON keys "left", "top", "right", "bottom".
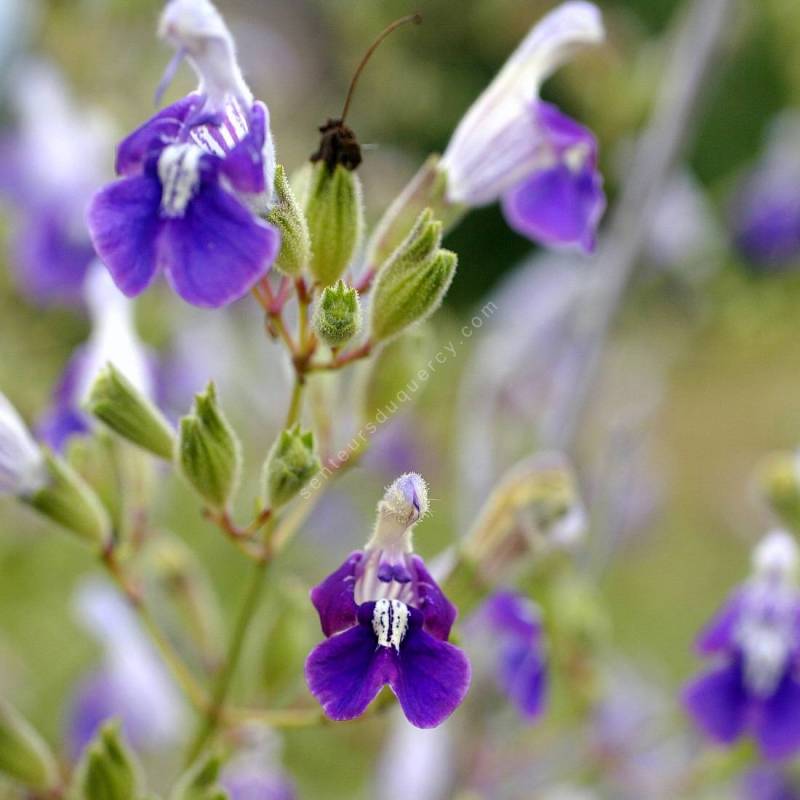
{"left": 70, "top": 722, "right": 141, "bottom": 800}
{"left": 169, "top": 754, "right": 226, "bottom": 800}
{"left": 305, "top": 162, "right": 363, "bottom": 286}
{"left": 313, "top": 280, "right": 362, "bottom": 347}
{"left": 266, "top": 164, "right": 311, "bottom": 276}
{"left": 0, "top": 700, "right": 59, "bottom": 790}
{"left": 263, "top": 425, "right": 320, "bottom": 507}
{"left": 176, "top": 382, "right": 241, "bottom": 510}
{"left": 86, "top": 364, "right": 175, "bottom": 460}
{"left": 25, "top": 450, "right": 111, "bottom": 546}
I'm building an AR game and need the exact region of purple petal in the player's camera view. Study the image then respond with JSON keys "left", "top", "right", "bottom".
{"left": 115, "top": 95, "right": 200, "bottom": 176}
{"left": 741, "top": 767, "right": 800, "bottom": 800}
{"left": 12, "top": 205, "right": 93, "bottom": 306}
{"left": 499, "top": 640, "right": 548, "bottom": 720}
{"left": 756, "top": 671, "right": 800, "bottom": 760}
{"left": 696, "top": 591, "right": 745, "bottom": 655}
{"left": 159, "top": 178, "right": 279, "bottom": 308}
{"left": 37, "top": 347, "right": 91, "bottom": 451}
{"left": 390, "top": 624, "right": 471, "bottom": 728}
{"left": 310, "top": 552, "right": 362, "bottom": 637}
{"left": 480, "top": 590, "right": 541, "bottom": 642}
{"left": 305, "top": 623, "right": 392, "bottom": 722}
{"left": 411, "top": 555, "right": 457, "bottom": 641}
{"left": 86, "top": 174, "right": 162, "bottom": 298}
{"left": 683, "top": 660, "right": 750, "bottom": 745}
{"left": 221, "top": 101, "right": 268, "bottom": 194}
{"left": 502, "top": 161, "right": 605, "bottom": 253}
{"left": 221, "top": 769, "right": 295, "bottom": 800}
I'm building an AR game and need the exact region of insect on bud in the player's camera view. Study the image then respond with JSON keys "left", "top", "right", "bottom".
{"left": 86, "top": 363, "right": 175, "bottom": 460}
{"left": 176, "top": 382, "right": 242, "bottom": 511}
{"left": 263, "top": 425, "right": 320, "bottom": 508}
{"left": 313, "top": 280, "right": 362, "bottom": 347}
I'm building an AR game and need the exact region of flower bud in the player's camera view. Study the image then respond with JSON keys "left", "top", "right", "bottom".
{"left": 266, "top": 165, "right": 311, "bottom": 276}
{"left": 263, "top": 426, "right": 319, "bottom": 508}
{"left": 176, "top": 383, "right": 241, "bottom": 510}
{"left": 313, "top": 280, "right": 362, "bottom": 347}
{"left": 757, "top": 451, "right": 800, "bottom": 531}
{"left": 753, "top": 529, "right": 799, "bottom": 583}
{"left": 171, "top": 753, "right": 225, "bottom": 800}
{"left": 25, "top": 451, "right": 111, "bottom": 546}
{"left": 305, "top": 162, "right": 364, "bottom": 286}
{"left": 72, "top": 722, "right": 141, "bottom": 800}
{"left": 0, "top": 392, "right": 47, "bottom": 497}
{"left": 86, "top": 363, "right": 175, "bottom": 460}
{"left": 0, "top": 700, "right": 58, "bottom": 790}
{"left": 370, "top": 208, "right": 457, "bottom": 342}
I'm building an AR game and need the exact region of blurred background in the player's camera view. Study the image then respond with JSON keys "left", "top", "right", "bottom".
{"left": 1, "top": 0, "right": 800, "bottom": 797}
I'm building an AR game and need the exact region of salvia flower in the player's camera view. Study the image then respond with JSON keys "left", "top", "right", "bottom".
{"left": 440, "top": 1, "right": 605, "bottom": 252}
{"left": 683, "top": 530, "right": 800, "bottom": 760}
{"left": 0, "top": 392, "right": 47, "bottom": 496}
{"left": 731, "top": 113, "right": 800, "bottom": 271}
{"left": 305, "top": 473, "right": 471, "bottom": 728}
{"left": 473, "top": 590, "right": 548, "bottom": 720}
{"left": 87, "top": 0, "right": 279, "bottom": 308}
{"left": 67, "top": 579, "right": 186, "bottom": 758}
{"left": 39, "top": 264, "right": 154, "bottom": 451}
{"left": 0, "top": 62, "right": 109, "bottom": 305}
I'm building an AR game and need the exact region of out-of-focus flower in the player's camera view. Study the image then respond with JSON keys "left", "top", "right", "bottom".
{"left": 741, "top": 767, "right": 800, "bottom": 800}
{"left": 38, "top": 264, "right": 154, "bottom": 451}
{"left": 87, "top": 0, "right": 279, "bottom": 308}
{"left": 305, "top": 473, "right": 470, "bottom": 728}
{"left": 66, "top": 579, "right": 186, "bottom": 758}
{"left": 683, "top": 530, "right": 800, "bottom": 759}
{"left": 731, "top": 113, "right": 800, "bottom": 270}
{"left": 219, "top": 724, "right": 295, "bottom": 800}
{"left": 0, "top": 391, "right": 46, "bottom": 496}
{"left": 0, "top": 62, "right": 111, "bottom": 305}
{"left": 471, "top": 590, "right": 548, "bottom": 720}
{"left": 440, "top": 1, "right": 605, "bottom": 252}
{"left": 375, "top": 713, "right": 454, "bottom": 800}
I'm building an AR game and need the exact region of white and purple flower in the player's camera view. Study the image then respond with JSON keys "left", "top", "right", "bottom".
{"left": 731, "top": 113, "right": 800, "bottom": 271}
{"left": 0, "top": 62, "right": 111, "bottom": 306}
{"left": 38, "top": 263, "right": 154, "bottom": 451}
{"left": 474, "top": 590, "right": 548, "bottom": 720}
{"left": 440, "top": 1, "right": 605, "bottom": 252}
{"left": 305, "top": 473, "right": 471, "bottom": 728}
{"left": 87, "top": 0, "right": 280, "bottom": 309}
{"left": 0, "top": 391, "right": 47, "bottom": 496}
{"left": 683, "top": 530, "right": 800, "bottom": 760}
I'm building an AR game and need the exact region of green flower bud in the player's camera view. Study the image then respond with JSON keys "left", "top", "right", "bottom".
{"left": 266, "top": 165, "right": 311, "bottom": 276}
{"left": 305, "top": 162, "right": 363, "bottom": 286}
{"left": 264, "top": 425, "right": 320, "bottom": 507}
{"left": 313, "top": 280, "right": 362, "bottom": 346}
{"left": 170, "top": 754, "right": 225, "bottom": 800}
{"left": 86, "top": 364, "right": 175, "bottom": 460}
{"left": 71, "top": 722, "right": 140, "bottom": 800}
{"left": 0, "top": 700, "right": 58, "bottom": 790}
{"left": 370, "top": 208, "right": 457, "bottom": 342}
{"left": 26, "top": 451, "right": 111, "bottom": 546}
{"left": 176, "top": 383, "right": 241, "bottom": 510}
{"left": 757, "top": 451, "right": 800, "bottom": 531}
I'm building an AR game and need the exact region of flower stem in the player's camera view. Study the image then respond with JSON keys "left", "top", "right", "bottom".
{"left": 284, "top": 376, "right": 305, "bottom": 428}
{"left": 184, "top": 546, "right": 272, "bottom": 763}
{"left": 101, "top": 547, "right": 208, "bottom": 713}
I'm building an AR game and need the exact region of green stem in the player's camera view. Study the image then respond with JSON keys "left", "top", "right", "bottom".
{"left": 284, "top": 376, "right": 305, "bottom": 428}
{"left": 184, "top": 550, "right": 272, "bottom": 763}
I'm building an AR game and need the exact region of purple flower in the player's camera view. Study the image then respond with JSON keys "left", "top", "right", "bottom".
{"left": 219, "top": 724, "right": 295, "bottom": 800}
{"left": 66, "top": 579, "right": 186, "bottom": 758}
{"left": 38, "top": 264, "right": 155, "bottom": 451}
{"left": 440, "top": 1, "right": 605, "bottom": 253}
{"left": 474, "top": 590, "right": 548, "bottom": 720}
{"left": 731, "top": 114, "right": 800, "bottom": 270}
{"left": 0, "top": 62, "right": 110, "bottom": 305}
{"left": 86, "top": 0, "right": 279, "bottom": 308}
{"left": 305, "top": 473, "right": 471, "bottom": 728}
{"left": 683, "top": 530, "right": 800, "bottom": 760}
{"left": 741, "top": 767, "right": 800, "bottom": 800}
